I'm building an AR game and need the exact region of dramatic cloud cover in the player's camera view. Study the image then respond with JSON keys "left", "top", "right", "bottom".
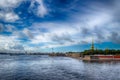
{"left": 0, "top": 0, "right": 120, "bottom": 53}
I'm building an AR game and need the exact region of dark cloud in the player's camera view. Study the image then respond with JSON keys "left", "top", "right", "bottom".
{"left": 14, "top": 28, "right": 33, "bottom": 41}
{"left": 81, "top": 41, "right": 89, "bottom": 44}
{"left": 51, "top": 33, "right": 74, "bottom": 44}
{"left": 109, "top": 32, "right": 120, "bottom": 43}
{"left": 81, "top": 27, "right": 91, "bottom": 36}
{"left": 94, "top": 26, "right": 105, "bottom": 42}
{"left": 23, "top": 28, "right": 34, "bottom": 39}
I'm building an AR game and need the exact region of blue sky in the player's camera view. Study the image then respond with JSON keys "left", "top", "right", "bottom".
{"left": 0, "top": 0, "right": 120, "bottom": 53}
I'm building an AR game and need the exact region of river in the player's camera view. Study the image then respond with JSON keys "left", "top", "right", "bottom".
{"left": 0, "top": 55, "right": 120, "bottom": 80}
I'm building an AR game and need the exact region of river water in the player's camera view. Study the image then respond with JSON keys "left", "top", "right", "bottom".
{"left": 0, "top": 55, "right": 120, "bottom": 80}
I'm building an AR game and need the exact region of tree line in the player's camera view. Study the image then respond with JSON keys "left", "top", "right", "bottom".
{"left": 82, "top": 49, "right": 120, "bottom": 55}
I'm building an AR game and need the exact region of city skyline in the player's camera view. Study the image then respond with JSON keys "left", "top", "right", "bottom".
{"left": 0, "top": 0, "right": 120, "bottom": 53}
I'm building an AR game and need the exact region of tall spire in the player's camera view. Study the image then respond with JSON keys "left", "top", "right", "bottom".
{"left": 91, "top": 38, "right": 94, "bottom": 51}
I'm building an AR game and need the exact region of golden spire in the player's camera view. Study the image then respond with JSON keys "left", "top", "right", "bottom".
{"left": 91, "top": 38, "right": 94, "bottom": 51}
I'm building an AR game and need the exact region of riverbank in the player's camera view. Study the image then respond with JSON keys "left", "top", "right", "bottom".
{"left": 82, "top": 55, "right": 120, "bottom": 61}
{"left": 49, "top": 53, "right": 120, "bottom": 62}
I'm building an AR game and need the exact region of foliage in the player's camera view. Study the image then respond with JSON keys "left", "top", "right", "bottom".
{"left": 82, "top": 49, "right": 120, "bottom": 55}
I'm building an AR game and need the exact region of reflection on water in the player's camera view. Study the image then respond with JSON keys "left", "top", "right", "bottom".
{"left": 0, "top": 55, "right": 120, "bottom": 80}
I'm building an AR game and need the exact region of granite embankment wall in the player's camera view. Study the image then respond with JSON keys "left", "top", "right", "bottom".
{"left": 82, "top": 55, "right": 120, "bottom": 61}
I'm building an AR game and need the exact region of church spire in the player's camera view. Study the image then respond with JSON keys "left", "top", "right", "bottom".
{"left": 91, "top": 38, "right": 94, "bottom": 51}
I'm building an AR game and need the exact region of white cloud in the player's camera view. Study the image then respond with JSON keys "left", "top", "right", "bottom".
{"left": 28, "top": 8, "right": 120, "bottom": 49}
{"left": 0, "top": 35, "right": 25, "bottom": 52}
{"left": 0, "top": 0, "right": 22, "bottom": 8}
{"left": 0, "top": 11, "right": 19, "bottom": 22}
{"left": 0, "top": 0, "right": 120, "bottom": 52}
{"left": 0, "top": 0, "right": 23, "bottom": 22}
{"left": 27, "top": 22, "right": 86, "bottom": 49}
{"left": 29, "top": 22, "right": 79, "bottom": 44}
{"left": 36, "top": 0, "right": 47, "bottom": 17}
{"left": 30, "top": 0, "right": 48, "bottom": 17}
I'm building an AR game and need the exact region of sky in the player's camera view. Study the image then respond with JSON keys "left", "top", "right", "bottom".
{"left": 0, "top": 0, "right": 120, "bottom": 53}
